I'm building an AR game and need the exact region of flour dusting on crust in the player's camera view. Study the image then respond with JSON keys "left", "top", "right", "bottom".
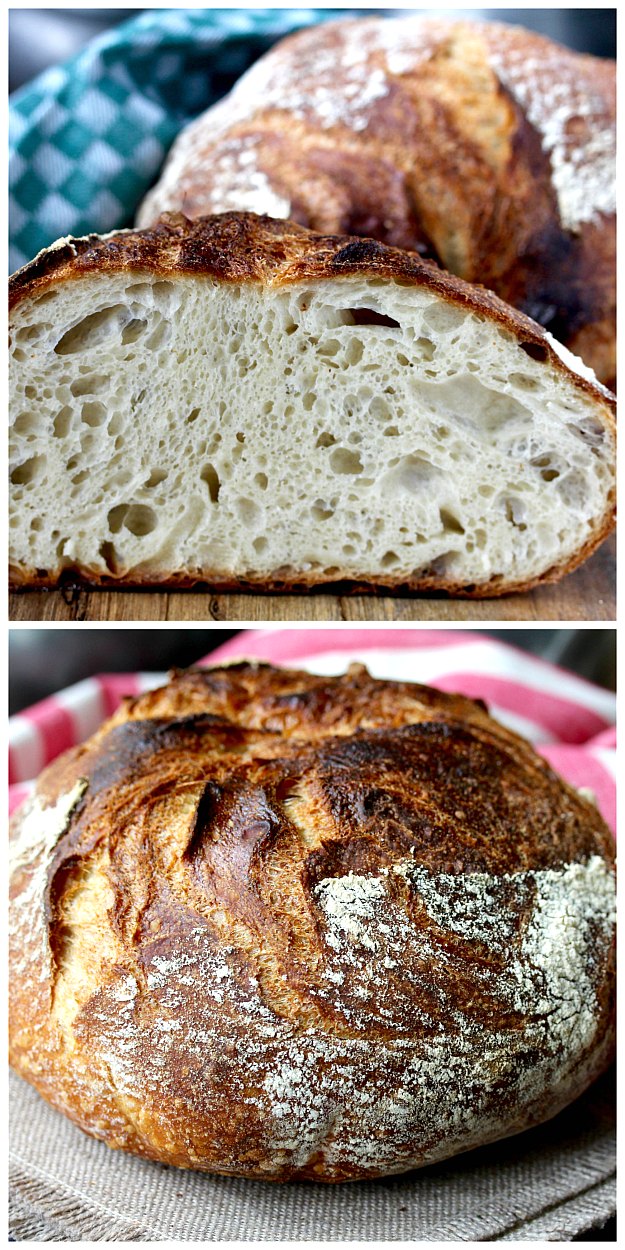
{"left": 314, "top": 872, "right": 386, "bottom": 951}
{"left": 200, "top": 138, "right": 292, "bottom": 219}
{"left": 9, "top": 781, "right": 87, "bottom": 984}
{"left": 489, "top": 47, "right": 615, "bottom": 232}
{"left": 73, "top": 853, "right": 614, "bottom": 1176}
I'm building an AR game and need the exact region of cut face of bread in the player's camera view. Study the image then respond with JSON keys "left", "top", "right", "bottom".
{"left": 9, "top": 214, "right": 615, "bottom": 595}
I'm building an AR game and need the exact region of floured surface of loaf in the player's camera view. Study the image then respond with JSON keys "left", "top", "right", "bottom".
{"left": 9, "top": 663, "right": 616, "bottom": 1181}
{"left": 9, "top": 214, "right": 615, "bottom": 595}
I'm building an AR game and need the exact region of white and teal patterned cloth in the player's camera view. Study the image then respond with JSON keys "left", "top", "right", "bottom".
{"left": 9, "top": 7, "right": 352, "bottom": 273}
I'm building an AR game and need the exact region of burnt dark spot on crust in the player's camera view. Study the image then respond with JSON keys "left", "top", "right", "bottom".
{"left": 86, "top": 715, "right": 245, "bottom": 797}
{"left": 162, "top": 713, "right": 238, "bottom": 735}
{"left": 330, "top": 239, "right": 388, "bottom": 268}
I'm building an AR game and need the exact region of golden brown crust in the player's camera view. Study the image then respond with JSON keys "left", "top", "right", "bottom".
{"left": 9, "top": 663, "right": 616, "bottom": 1181}
{"left": 136, "top": 17, "right": 616, "bottom": 385}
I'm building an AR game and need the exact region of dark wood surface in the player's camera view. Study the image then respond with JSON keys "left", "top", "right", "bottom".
{"left": 9, "top": 535, "right": 615, "bottom": 623}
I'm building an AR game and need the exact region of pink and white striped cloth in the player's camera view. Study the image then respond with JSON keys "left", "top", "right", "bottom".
{"left": 9, "top": 629, "right": 616, "bottom": 833}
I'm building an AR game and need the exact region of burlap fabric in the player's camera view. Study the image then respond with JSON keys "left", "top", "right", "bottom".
{"left": 10, "top": 1065, "right": 614, "bottom": 1241}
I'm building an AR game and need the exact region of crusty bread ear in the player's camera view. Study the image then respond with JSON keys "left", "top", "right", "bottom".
{"left": 9, "top": 212, "right": 615, "bottom": 595}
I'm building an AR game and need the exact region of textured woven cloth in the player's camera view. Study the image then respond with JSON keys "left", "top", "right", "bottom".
{"left": 8, "top": 1065, "right": 616, "bottom": 1242}
{"left": 9, "top": 629, "right": 616, "bottom": 1240}
{"left": 9, "top": 7, "right": 344, "bottom": 272}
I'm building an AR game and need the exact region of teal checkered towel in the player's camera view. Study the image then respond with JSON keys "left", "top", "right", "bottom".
{"left": 9, "top": 7, "right": 343, "bottom": 273}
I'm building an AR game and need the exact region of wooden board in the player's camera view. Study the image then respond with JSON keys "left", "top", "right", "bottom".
{"left": 9, "top": 535, "right": 615, "bottom": 623}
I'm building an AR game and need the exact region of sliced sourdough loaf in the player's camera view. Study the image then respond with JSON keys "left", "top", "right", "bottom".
{"left": 9, "top": 212, "right": 615, "bottom": 595}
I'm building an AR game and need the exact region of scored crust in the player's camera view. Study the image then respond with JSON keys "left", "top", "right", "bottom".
{"left": 9, "top": 213, "right": 616, "bottom": 596}
{"left": 9, "top": 663, "right": 616, "bottom": 1182}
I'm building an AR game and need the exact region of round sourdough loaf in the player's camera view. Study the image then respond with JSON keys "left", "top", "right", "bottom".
{"left": 9, "top": 663, "right": 616, "bottom": 1182}
{"left": 137, "top": 17, "right": 616, "bottom": 388}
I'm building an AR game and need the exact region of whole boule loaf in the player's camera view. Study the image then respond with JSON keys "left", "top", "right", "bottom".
{"left": 9, "top": 662, "right": 616, "bottom": 1181}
